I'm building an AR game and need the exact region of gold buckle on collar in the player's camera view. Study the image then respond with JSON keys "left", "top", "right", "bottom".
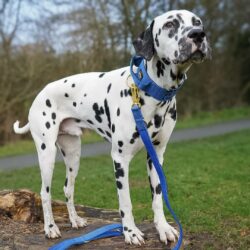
{"left": 130, "top": 83, "right": 141, "bottom": 107}
{"left": 127, "top": 75, "right": 141, "bottom": 107}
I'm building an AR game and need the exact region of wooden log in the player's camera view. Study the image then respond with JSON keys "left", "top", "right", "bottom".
{"left": 0, "top": 189, "right": 190, "bottom": 249}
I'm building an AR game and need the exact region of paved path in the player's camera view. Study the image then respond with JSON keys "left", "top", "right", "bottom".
{"left": 1, "top": 119, "right": 250, "bottom": 171}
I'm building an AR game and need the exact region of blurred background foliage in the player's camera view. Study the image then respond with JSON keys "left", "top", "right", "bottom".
{"left": 0, "top": 0, "right": 249, "bottom": 144}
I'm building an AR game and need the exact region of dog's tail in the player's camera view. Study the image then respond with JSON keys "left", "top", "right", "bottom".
{"left": 13, "top": 121, "right": 30, "bottom": 134}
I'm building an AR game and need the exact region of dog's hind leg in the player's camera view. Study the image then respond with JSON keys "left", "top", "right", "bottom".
{"left": 57, "top": 134, "right": 87, "bottom": 228}
{"left": 31, "top": 130, "right": 61, "bottom": 238}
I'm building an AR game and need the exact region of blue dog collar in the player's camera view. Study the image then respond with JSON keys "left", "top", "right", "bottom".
{"left": 130, "top": 56, "right": 186, "bottom": 101}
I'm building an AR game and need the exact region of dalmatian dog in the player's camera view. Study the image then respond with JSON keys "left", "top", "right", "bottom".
{"left": 13, "top": 10, "right": 210, "bottom": 245}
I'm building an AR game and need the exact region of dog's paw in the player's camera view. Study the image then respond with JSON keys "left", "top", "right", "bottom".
{"left": 71, "top": 215, "right": 87, "bottom": 228}
{"left": 123, "top": 225, "right": 145, "bottom": 245}
{"left": 45, "top": 223, "right": 61, "bottom": 239}
{"left": 155, "top": 221, "right": 179, "bottom": 244}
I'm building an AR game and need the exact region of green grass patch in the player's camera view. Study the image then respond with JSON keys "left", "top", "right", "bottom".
{"left": 1, "top": 105, "right": 249, "bottom": 158}
{"left": 0, "top": 129, "right": 249, "bottom": 248}
{"left": 176, "top": 105, "right": 250, "bottom": 129}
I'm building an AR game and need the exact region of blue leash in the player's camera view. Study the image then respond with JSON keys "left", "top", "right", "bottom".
{"left": 131, "top": 104, "right": 183, "bottom": 250}
{"left": 48, "top": 224, "right": 123, "bottom": 250}
{"left": 49, "top": 56, "right": 183, "bottom": 250}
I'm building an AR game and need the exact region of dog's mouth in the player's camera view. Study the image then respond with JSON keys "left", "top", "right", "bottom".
{"left": 189, "top": 49, "right": 206, "bottom": 63}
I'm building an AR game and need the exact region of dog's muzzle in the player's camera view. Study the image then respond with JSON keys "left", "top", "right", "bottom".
{"left": 188, "top": 29, "right": 208, "bottom": 62}
{"left": 177, "top": 28, "right": 209, "bottom": 64}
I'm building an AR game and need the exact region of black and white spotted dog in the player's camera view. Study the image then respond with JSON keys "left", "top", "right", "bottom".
{"left": 14, "top": 10, "right": 210, "bottom": 245}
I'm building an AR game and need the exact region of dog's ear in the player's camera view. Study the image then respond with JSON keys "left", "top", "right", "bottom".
{"left": 132, "top": 20, "right": 155, "bottom": 61}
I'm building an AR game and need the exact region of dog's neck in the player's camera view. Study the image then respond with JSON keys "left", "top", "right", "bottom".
{"left": 146, "top": 55, "right": 192, "bottom": 90}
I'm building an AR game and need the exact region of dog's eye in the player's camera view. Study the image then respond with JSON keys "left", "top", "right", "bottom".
{"left": 194, "top": 20, "right": 201, "bottom": 26}
{"left": 163, "top": 21, "right": 174, "bottom": 29}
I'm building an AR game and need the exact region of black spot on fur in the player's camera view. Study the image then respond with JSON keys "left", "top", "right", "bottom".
{"left": 65, "top": 93, "right": 69, "bottom": 97}
{"left": 49, "top": 224, "right": 53, "bottom": 228}
{"left": 162, "top": 57, "right": 170, "bottom": 65}
{"left": 64, "top": 79, "right": 67, "bottom": 83}
{"left": 75, "top": 119, "right": 81, "bottom": 123}
{"left": 155, "top": 34, "right": 159, "bottom": 47}
{"left": 121, "top": 70, "right": 126, "bottom": 76}
{"left": 169, "top": 104, "right": 177, "bottom": 121}
{"left": 155, "top": 183, "right": 162, "bottom": 194}
{"left": 124, "top": 89, "right": 128, "bottom": 97}
{"left": 43, "top": 112, "right": 46, "bottom": 116}
{"left": 66, "top": 197, "right": 68, "bottom": 202}
{"left": 177, "top": 14, "right": 184, "bottom": 24}
{"left": 41, "top": 143, "right": 46, "bottom": 150}
{"left": 120, "top": 210, "right": 125, "bottom": 218}
{"left": 87, "top": 119, "right": 94, "bottom": 125}
{"left": 112, "top": 124, "right": 115, "bottom": 133}
{"left": 119, "top": 149, "right": 122, "bottom": 153}
{"left": 73, "top": 102, "right": 77, "bottom": 107}
{"left": 61, "top": 149, "right": 66, "bottom": 157}
{"left": 72, "top": 83, "right": 75, "bottom": 88}
{"left": 120, "top": 90, "right": 123, "bottom": 98}
{"left": 51, "top": 113, "right": 56, "bottom": 120}
{"left": 105, "top": 131, "right": 111, "bottom": 138}
{"left": 158, "top": 28, "right": 161, "bottom": 35}
{"left": 46, "top": 186, "right": 49, "bottom": 193}
{"left": 93, "top": 103, "right": 104, "bottom": 123}
{"left": 99, "top": 73, "right": 105, "bottom": 78}
{"left": 154, "top": 114, "right": 162, "bottom": 128}
{"left": 69, "top": 168, "right": 73, "bottom": 172}
{"left": 84, "top": 93, "right": 87, "bottom": 97}
{"left": 104, "top": 99, "right": 111, "bottom": 129}
{"left": 64, "top": 178, "right": 68, "bottom": 187}
{"left": 152, "top": 131, "right": 159, "bottom": 138}
{"left": 114, "top": 161, "right": 124, "bottom": 178}
{"left": 118, "top": 141, "right": 123, "bottom": 147}
{"left": 156, "top": 60, "right": 165, "bottom": 77}
{"left": 117, "top": 108, "right": 120, "bottom": 116}
{"left": 123, "top": 226, "right": 128, "bottom": 231}
{"left": 98, "top": 128, "right": 104, "bottom": 134}
{"left": 107, "top": 83, "right": 112, "bottom": 93}
{"left": 115, "top": 168, "right": 124, "bottom": 179}
{"left": 174, "top": 50, "right": 178, "bottom": 57}
{"left": 168, "top": 18, "right": 180, "bottom": 38}
{"left": 116, "top": 181, "right": 123, "bottom": 189}
{"left": 46, "top": 99, "right": 51, "bottom": 108}
{"left": 139, "top": 97, "right": 145, "bottom": 106}
{"left": 147, "top": 154, "right": 153, "bottom": 171}
{"left": 148, "top": 176, "right": 154, "bottom": 199}
{"left": 153, "top": 140, "right": 160, "bottom": 146}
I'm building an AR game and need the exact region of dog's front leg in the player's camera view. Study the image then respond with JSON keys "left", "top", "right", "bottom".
{"left": 147, "top": 113, "right": 179, "bottom": 244}
{"left": 111, "top": 151, "right": 144, "bottom": 245}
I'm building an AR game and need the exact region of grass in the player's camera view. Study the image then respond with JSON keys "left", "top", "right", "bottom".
{"left": 0, "top": 129, "right": 249, "bottom": 248}
{"left": 0, "top": 105, "right": 249, "bottom": 158}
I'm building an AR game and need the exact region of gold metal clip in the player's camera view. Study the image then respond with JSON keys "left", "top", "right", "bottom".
{"left": 130, "top": 83, "right": 141, "bottom": 107}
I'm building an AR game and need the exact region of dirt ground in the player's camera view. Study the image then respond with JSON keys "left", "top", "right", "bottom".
{"left": 0, "top": 189, "right": 237, "bottom": 250}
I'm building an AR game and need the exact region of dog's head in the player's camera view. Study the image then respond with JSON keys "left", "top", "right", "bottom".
{"left": 133, "top": 10, "right": 211, "bottom": 65}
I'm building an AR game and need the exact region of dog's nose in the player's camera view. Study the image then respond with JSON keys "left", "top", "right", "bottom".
{"left": 187, "top": 29, "right": 206, "bottom": 44}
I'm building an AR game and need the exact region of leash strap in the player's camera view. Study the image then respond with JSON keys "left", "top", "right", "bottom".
{"left": 131, "top": 104, "right": 183, "bottom": 250}
{"left": 48, "top": 223, "right": 123, "bottom": 250}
